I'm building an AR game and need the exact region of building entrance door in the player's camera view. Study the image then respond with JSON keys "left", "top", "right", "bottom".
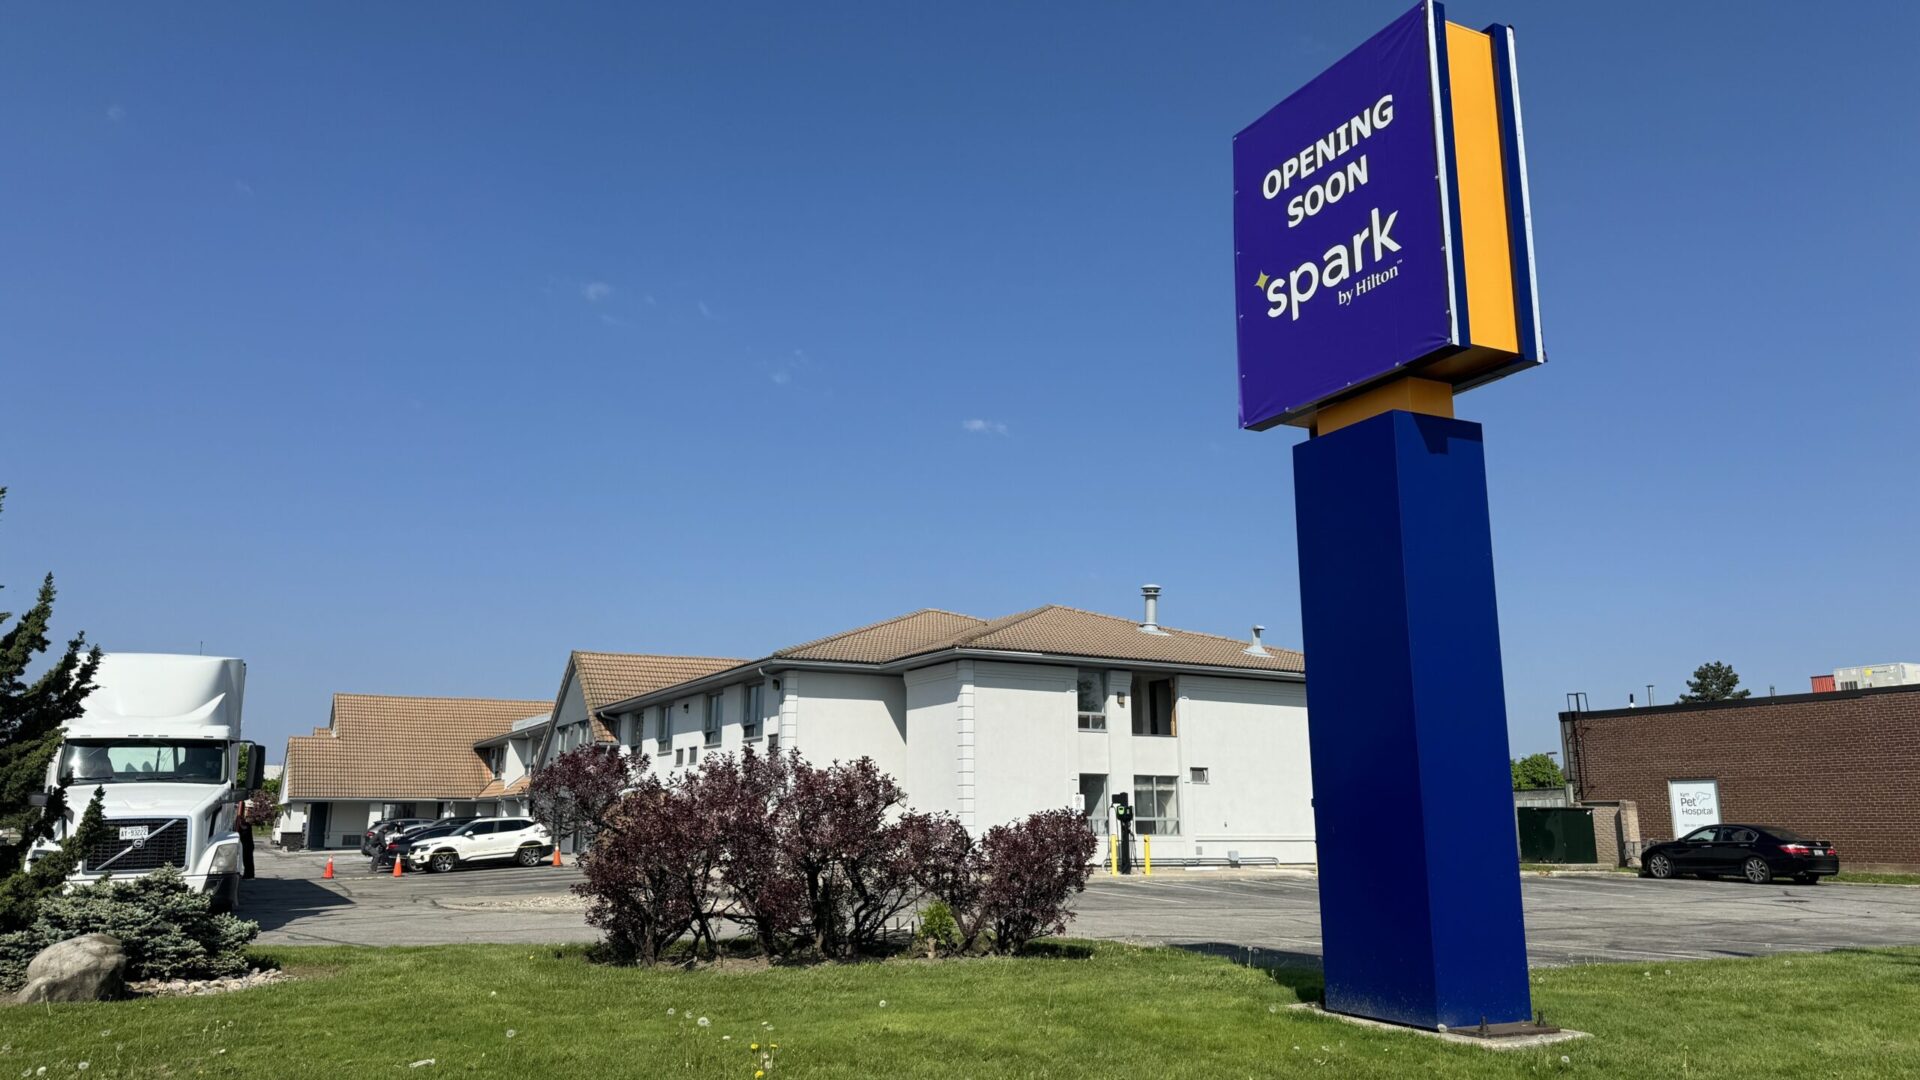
{"left": 307, "top": 802, "right": 330, "bottom": 850}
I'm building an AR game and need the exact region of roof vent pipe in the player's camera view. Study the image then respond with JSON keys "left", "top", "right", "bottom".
{"left": 1139, "top": 585, "right": 1165, "bottom": 635}
{"left": 1245, "top": 624, "right": 1270, "bottom": 657}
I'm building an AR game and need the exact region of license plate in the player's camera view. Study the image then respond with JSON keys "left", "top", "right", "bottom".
{"left": 1812, "top": 849, "right": 1826, "bottom": 856}
{"left": 118, "top": 825, "right": 149, "bottom": 841}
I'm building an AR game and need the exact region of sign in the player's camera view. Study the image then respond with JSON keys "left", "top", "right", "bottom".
{"left": 117, "top": 824, "right": 150, "bottom": 841}
{"left": 1234, "top": 1, "right": 1543, "bottom": 430}
{"left": 1667, "top": 779, "right": 1721, "bottom": 837}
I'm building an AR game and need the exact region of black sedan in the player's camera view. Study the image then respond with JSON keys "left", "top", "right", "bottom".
{"left": 1642, "top": 824, "right": 1838, "bottom": 885}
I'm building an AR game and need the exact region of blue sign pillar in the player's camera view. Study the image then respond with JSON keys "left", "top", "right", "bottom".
{"left": 1293, "top": 409, "right": 1531, "bottom": 1029}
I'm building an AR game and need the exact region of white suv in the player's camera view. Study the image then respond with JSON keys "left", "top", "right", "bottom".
{"left": 406, "top": 817, "right": 552, "bottom": 873}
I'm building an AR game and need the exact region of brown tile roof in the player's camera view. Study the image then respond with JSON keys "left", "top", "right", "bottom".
{"left": 941, "top": 605, "right": 1304, "bottom": 673}
{"left": 774, "top": 609, "right": 988, "bottom": 664}
{"left": 598, "top": 605, "right": 1301, "bottom": 713}
{"left": 283, "top": 694, "right": 549, "bottom": 802}
{"left": 474, "top": 775, "right": 530, "bottom": 800}
{"left": 561, "top": 651, "right": 747, "bottom": 743}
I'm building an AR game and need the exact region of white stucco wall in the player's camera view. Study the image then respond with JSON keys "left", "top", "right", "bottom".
{"left": 1168, "top": 674, "right": 1315, "bottom": 863}
{"left": 970, "top": 661, "right": 1079, "bottom": 830}
{"left": 792, "top": 671, "right": 908, "bottom": 780}
{"left": 539, "top": 673, "right": 591, "bottom": 767}
{"left": 903, "top": 663, "right": 961, "bottom": 815}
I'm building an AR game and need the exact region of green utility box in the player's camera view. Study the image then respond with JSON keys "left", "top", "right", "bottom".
{"left": 1516, "top": 807, "right": 1597, "bottom": 864}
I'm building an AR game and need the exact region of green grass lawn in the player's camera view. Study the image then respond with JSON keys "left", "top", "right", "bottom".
{"left": 1827, "top": 871, "right": 1920, "bottom": 886}
{"left": 3, "top": 942, "right": 1917, "bottom": 1078}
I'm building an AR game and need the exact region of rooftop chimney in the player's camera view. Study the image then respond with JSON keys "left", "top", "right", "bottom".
{"left": 1245, "top": 624, "right": 1270, "bottom": 657}
{"left": 1138, "top": 584, "right": 1167, "bottom": 635}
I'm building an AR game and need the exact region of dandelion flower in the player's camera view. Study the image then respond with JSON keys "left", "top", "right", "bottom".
{"left": 1561, "top": 1055, "right": 1571, "bottom": 1064}
{"left": 667, "top": 1008, "right": 676, "bottom": 1016}
{"left": 755, "top": 1073, "right": 765, "bottom": 1079}
{"left": 697, "top": 1017, "right": 710, "bottom": 1028}
{"left": 878, "top": 1000, "right": 888, "bottom": 1008}
{"left": 506, "top": 1030, "right": 517, "bottom": 1040}
{"left": 751, "top": 1044, "right": 760, "bottom": 1051}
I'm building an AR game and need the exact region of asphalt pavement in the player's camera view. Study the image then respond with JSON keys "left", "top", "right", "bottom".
{"left": 246, "top": 848, "right": 1920, "bottom": 967}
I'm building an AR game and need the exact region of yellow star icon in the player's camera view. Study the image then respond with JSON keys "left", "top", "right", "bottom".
{"left": 1254, "top": 272, "right": 1270, "bottom": 289}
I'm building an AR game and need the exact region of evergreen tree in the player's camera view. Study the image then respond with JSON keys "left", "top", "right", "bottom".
{"left": 0, "top": 487, "right": 103, "bottom": 930}
{"left": 1678, "top": 661, "right": 1750, "bottom": 703}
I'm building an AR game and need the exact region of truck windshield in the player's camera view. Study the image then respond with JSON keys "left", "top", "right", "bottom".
{"left": 59, "top": 741, "right": 225, "bottom": 784}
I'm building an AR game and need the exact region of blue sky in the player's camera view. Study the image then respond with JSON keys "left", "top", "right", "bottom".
{"left": 3, "top": 2, "right": 1915, "bottom": 761}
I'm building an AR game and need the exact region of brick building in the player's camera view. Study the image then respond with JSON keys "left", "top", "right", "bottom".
{"left": 1560, "top": 684, "right": 1920, "bottom": 872}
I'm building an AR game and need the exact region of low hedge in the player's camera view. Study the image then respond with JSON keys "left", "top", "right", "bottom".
{"left": 0, "top": 866, "right": 257, "bottom": 991}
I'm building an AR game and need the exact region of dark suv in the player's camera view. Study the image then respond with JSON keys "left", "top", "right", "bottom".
{"left": 371, "top": 817, "right": 476, "bottom": 870}
{"left": 361, "top": 818, "right": 432, "bottom": 855}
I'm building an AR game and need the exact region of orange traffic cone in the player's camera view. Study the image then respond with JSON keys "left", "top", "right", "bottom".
{"left": 392, "top": 855, "right": 404, "bottom": 877}
{"left": 551, "top": 847, "right": 562, "bottom": 868}
{"left": 323, "top": 857, "right": 334, "bottom": 880}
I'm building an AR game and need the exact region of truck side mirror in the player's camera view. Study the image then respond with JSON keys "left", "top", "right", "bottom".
{"left": 248, "top": 742, "right": 266, "bottom": 790}
{"left": 26, "top": 792, "right": 49, "bottom": 809}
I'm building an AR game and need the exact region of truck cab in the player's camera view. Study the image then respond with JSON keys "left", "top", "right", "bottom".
{"left": 27, "top": 653, "right": 262, "bottom": 912}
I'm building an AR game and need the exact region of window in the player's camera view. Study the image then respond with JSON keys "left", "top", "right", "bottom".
{"left": 1680, "top": 826, "right": 1719, "bottom": 843}
{"left": 766, "top": 732, "right": 780, "bottom": 756}
{"left": 1131, "top": 675, "right": 1176, "bottom": 736}
{"left": 656, "top": 704, "right": 672, "bottom": 751}
{"left": 1132, "top": 775, "right": 1179, "bottom": 835}
{"left": 1078, "top": 774, "right": 1109, "bottom": 835}
{"left": 1076, "top": 670, "right": 1107, "bottom": 731}
{"left": 58, "top": 740, "right": 226, "bottom": 784}
{"left": 704, "top": 693, "right": 724, "bottom": 746}
{"left": 490, "top": 747, "right": 503, "bottom": 780}
{"left": 675, "top": 747, "right": 686, "bottom": 767}
{"left": 688, "top": 745, "right": 699, "bottom": 764}
{"left": 1189, "top": 767, "right": 1210, "bottom": 784}
{"left": 742, "top": 683, "right": 764, "bottom": 740}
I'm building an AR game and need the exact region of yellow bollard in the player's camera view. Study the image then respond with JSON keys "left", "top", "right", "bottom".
{"left": 1143, "top": 835, "right": 1152, "bottom": 876}
{"left": 1108, "top": 833, "right": 1117, "bottom": 876}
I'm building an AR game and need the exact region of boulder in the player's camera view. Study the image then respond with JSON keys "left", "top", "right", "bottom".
{"left": 11, "top": 933, "right": 127, "bottom": 1004}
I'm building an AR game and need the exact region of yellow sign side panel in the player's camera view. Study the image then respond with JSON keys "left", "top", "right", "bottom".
{"left": 1444, "top": 22, "right": 1518, "bottom": 355}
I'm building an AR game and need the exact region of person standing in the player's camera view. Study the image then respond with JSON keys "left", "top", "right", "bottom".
{"left": 237, "top": 797, "right": 256, "bottom": 879}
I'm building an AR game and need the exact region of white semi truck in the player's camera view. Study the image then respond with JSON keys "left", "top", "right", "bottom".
{"left": 27, "top": 653, "right": 263, "bottom": 911}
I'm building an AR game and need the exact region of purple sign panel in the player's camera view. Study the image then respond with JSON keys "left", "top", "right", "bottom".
{"left": 1234, "top": 3, "right": 1454, "bottom": 430}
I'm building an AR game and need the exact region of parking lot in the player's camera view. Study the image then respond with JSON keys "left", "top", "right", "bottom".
{"left": 245, "top": 848, "right": 1920, "bottom": 965}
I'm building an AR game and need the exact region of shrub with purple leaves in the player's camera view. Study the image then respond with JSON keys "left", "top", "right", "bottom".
{"left": 530, "top": 743, "right": 645, "bottom": 847}
{"left": 973, "top": 808, "right": 1098, "bottom": 954}
{"left": 559, "top": 747, "right": 1094, "bottom": 965}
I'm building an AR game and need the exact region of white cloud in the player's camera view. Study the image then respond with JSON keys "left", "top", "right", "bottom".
{"left": 697, "top": 301, "right": 716, "bottom": 321}
{"left": 582, "top": 281, "right": 613, "bottom": 302}
{"left": 961, "top": 418, "right": 1009, "bottom": 436}
{"left": 599, "top": 313, "right": 625, "bottom": 326}
{"left": 233, "top": 180, "right": 254, "bottom": 197}
{"left": 770, "top": 370, "right": 792, "bottom": 385}
{"left": 105, "top": 104, "right": 125, "bottom": 122}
